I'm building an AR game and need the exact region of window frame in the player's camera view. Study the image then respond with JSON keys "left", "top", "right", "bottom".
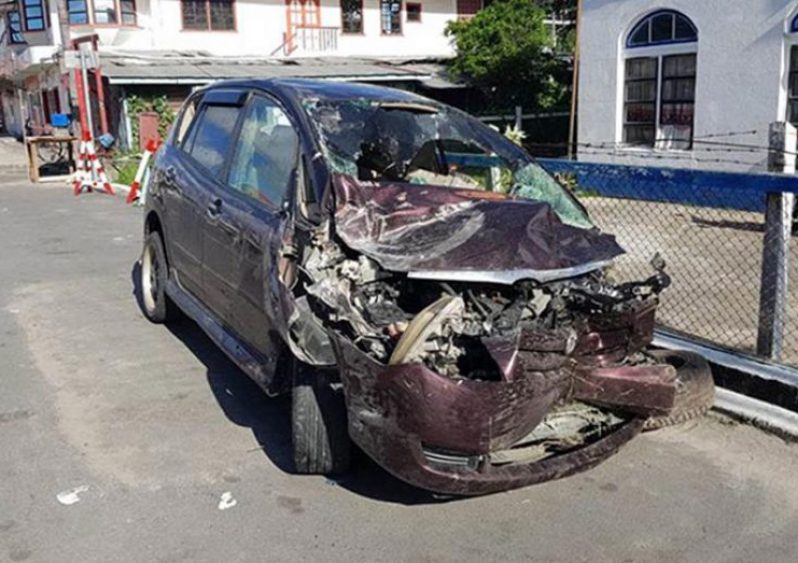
{"left": 622, "top": 56, "right": 658, "bottom": 147}
{"left": 622, "top": 11, "right": 697, "bottom": 150}
{"left": 622, "top": 50, "right": 697, "bottom": 150}
{"left": 7, "top": 10, "right": 25, "bottom": 43}
{"left": 67, "top": 0, "right": 136, "bottom": 26}
{"left": 172, "top": 92, "right": 205, "bottom": 149}
{"left": 787, "top": 45, "right": 798, "bottom": 126}
{"left": 406, "top": 2, "right": 421, "bottom": 23}
{"left": 626, "top": 9, "right": 697, "bottom": 49}
{"left": 340, "top": 0, "right": 364, "bottom": 35}
{"left": 119, "top": 0, "right": 136, "bottom": 25}
{"left": 225, "top": 92, "right": 302, "bottom": 211}
{"left": 67, "top": 0, "right": 90, "bottom": 25}
{"left": 180, "top": 0, "right": 237, "bottom": 32}
{"left": 92, "top": 0, "right": 119, "bottom": 25}
{"left": 181, "top": 100, "right": 245, "bottom": 181}
{"left": 379, "top": 0, "right": 402, "bottom": 36}
{"left": 22, "top": 0, "right": 48, "bottom": 32}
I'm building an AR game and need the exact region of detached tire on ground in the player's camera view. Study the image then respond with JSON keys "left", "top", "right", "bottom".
{"left": 292, "top": 363, "right": 351, "bottom": 475}
{"left": 140, "top": 231, "right": 180, "bottom": 324}
{"left": 643, "top": 349, "right": 715, "bottom": 431}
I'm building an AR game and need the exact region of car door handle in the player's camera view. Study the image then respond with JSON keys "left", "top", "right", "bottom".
{"left": 206, "top": 197, "right": 222, "bottom": 218}
{"left": 164, "top": 165, "right": 177, "bottom": 186}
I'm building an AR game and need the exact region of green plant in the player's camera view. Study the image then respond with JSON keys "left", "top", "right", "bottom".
{"left": 445, "top": 0, "right": 570, "bottom": 113}
{"left": 126, "top": 94, "right": 175, "bottom": 150}
{"left": 111, "top": 157, "right": 141, "bottom": 185}
{"left": 503, "top": 123, "right": 527, "bottom": 146}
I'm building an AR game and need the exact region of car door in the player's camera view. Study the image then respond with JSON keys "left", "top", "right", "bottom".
{"left": 171, "top": 90, "right": 247, "bottom": 318}
{"left": 202, "top": 93, "right": 301, "bottom": 357}
{"left": 154, "top": 93, "right": 207, "bottom": 298}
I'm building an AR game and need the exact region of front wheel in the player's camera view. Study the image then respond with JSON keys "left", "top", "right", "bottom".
{"left": 140, "top": 231, "right": 180, "bottom": 323}
{"left": 643, "top": 350, "right": 715, "bottom": 430}
{"left": 291, "top": 363, "right": 351, "bottom": 475}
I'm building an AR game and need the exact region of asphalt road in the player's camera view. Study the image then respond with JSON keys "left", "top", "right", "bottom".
{"left": 2, "top": 168, "right": 798, "bottom": 562}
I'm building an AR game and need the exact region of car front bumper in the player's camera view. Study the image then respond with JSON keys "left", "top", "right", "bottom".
{"left": 331, "top": 335, "right": 647, "bottom": 496}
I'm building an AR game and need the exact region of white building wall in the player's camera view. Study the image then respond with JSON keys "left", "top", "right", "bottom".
{"left": 72, "top": 0, "right": 456, "bottom": 58}
{"left": 578, "top": 0, "right": 798, "bottom": 171}
{"left": 331, "top": 0, "right": 456, "bottom": 58}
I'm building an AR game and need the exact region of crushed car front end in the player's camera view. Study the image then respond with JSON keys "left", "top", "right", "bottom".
{"left": 277, "top": 82, "right": 713, "bottom": 495}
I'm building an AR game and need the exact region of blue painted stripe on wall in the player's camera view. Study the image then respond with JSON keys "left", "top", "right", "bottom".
{"left": 537, "top": 159, "right": 798, "bottom": 212}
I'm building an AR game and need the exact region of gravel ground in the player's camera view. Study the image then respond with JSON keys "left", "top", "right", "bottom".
{"left": 584, "top": 196, "right": 798, "bottom": 365}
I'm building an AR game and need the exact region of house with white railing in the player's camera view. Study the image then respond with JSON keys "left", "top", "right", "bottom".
{"left": 0, "top": 0, "right": 489, "bottom": 141}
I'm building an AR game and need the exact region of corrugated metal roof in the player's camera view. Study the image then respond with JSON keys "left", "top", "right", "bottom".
{"left": 99, "top": 51, "right": 458, "bottom": 86}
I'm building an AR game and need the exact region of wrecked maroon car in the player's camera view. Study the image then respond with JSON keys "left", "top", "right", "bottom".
{"left": 140, "top": 79, "right": 714, "bottom": 495}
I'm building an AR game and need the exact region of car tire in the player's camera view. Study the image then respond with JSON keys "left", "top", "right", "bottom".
{"left": 643, "top": 350, "right": 715, "bottom": 431}
{"left": 292, "top": 362, "right": 351, "bottom": 475}
{"left": 140, "top": 231, "right": 180, "bottom": 324}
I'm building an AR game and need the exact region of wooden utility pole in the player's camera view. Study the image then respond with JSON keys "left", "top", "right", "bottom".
{"left": 567, "top": 0, "right": 582, "bottom": 159}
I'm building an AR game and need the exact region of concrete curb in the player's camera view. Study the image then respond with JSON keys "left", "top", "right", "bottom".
{"left": 654, "top": 329, "right": 798, "bottom": 415}
{"left": 713, "top": 387, "right": 798, "bottom": 441}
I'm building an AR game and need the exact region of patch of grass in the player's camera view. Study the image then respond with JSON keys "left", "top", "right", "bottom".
{"left": 112, "top": 159, "right": 140, "bottom": 185}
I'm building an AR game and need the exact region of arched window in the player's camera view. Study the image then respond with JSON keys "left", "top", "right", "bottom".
{"left": 623, "top": 11, "right": 698, "bottom": 149}
{"left": 791, "top": 14, "right": 798, "bottom": 33}
{"left": 627, "top": 10, "right": 697, "bottom": 48}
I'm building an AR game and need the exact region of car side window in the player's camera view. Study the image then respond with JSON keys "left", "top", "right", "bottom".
{"left": 173, "top": 94, "right": 202, "bottom": 148}
{"left": 184, "top": 104, "right": 241, "bottom": 180}
{"left": 227, "top": 96, "right": 299, "bottom": 207}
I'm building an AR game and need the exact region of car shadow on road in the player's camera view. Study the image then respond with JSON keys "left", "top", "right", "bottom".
{"left": 131, "top": 262, "right": 450, "bottom": 506}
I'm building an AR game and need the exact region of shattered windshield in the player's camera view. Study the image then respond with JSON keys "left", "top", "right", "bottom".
{"left": 303, "top": 98, "right": 592, "bottom": 229}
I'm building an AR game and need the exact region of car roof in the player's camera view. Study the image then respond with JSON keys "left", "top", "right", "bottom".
{"left": 202, "top": 78, "right": 431, "bottom": 104}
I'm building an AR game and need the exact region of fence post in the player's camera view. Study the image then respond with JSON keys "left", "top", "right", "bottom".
{"left": 515, "top": 106, "right": 522, "bottom": 131}
{"left": 756, "top": 121, "right": 796, "bottom": 360}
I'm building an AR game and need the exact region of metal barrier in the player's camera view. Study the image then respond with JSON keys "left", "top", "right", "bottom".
{"left": 538, "top": 157, "right": 798, "bottom": 367}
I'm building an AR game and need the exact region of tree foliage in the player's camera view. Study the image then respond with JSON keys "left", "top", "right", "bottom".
{"left": 445, "top": 0, "right": 572, "bottom": 113}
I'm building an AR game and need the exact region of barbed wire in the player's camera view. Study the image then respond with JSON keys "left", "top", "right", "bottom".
{"left": 694, "top": 129, "right": 759, "bottom": 140}
{"left": 527, "top": 140, "right": 772, "bottom": 157}
{"left": 524, "top": 127, "right": 798, "bottom": 155}
{"left": 573, "top": 147, "right": 761, "bottom": 168}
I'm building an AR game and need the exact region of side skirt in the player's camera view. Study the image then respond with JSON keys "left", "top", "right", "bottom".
{"left": 165, "top": 276, "right": 282, "bottom": 396}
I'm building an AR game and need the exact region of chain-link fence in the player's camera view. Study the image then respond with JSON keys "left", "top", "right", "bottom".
{"left": 539, "top": 158, "right": 798, "bottom": 368}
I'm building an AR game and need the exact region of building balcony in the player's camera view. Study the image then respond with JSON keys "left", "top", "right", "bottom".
{"left": 0, "top": 44, "right": 60, "bottom": 80}
{"left": 271, "top": 26, "right": 340, "bottom": 57}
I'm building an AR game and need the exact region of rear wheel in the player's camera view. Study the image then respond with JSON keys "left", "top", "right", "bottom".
{"left": 643, "top": 350, "right": 715, "bottom": 430}
{"left": 141, "top": 231, "right": 180, "bottom": 323}
{"left": 291, "top": 363, "right": 351, "bottom": 475}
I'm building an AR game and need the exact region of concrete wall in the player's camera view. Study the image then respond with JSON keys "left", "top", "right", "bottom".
{"left": 578, "top": 0, "right": 798, "bottom": 172}
{"left": 1, "top": 89, "right": 24, "bottom": 138}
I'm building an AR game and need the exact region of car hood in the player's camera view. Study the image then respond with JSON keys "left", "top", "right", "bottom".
{"left": 331, "top": 174, "right": 625, "bottom": 284}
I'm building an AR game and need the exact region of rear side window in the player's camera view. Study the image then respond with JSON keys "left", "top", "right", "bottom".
{"left": 173, "top": 94, "right": 202, "bottom": 147}
{"left": 228, "top": 96, "right": 299, "bottom": 206}
{"left": 185, "top": 104, "right": 241, "bottom": 179}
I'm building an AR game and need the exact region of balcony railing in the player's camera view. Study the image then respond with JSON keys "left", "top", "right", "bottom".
{"left": 271, "top": 26, "right": 340, "bottom": 57}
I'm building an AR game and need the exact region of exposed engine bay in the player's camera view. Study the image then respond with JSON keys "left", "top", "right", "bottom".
{"left": 297, "top": 220, "right": 671, "bottom": 383}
